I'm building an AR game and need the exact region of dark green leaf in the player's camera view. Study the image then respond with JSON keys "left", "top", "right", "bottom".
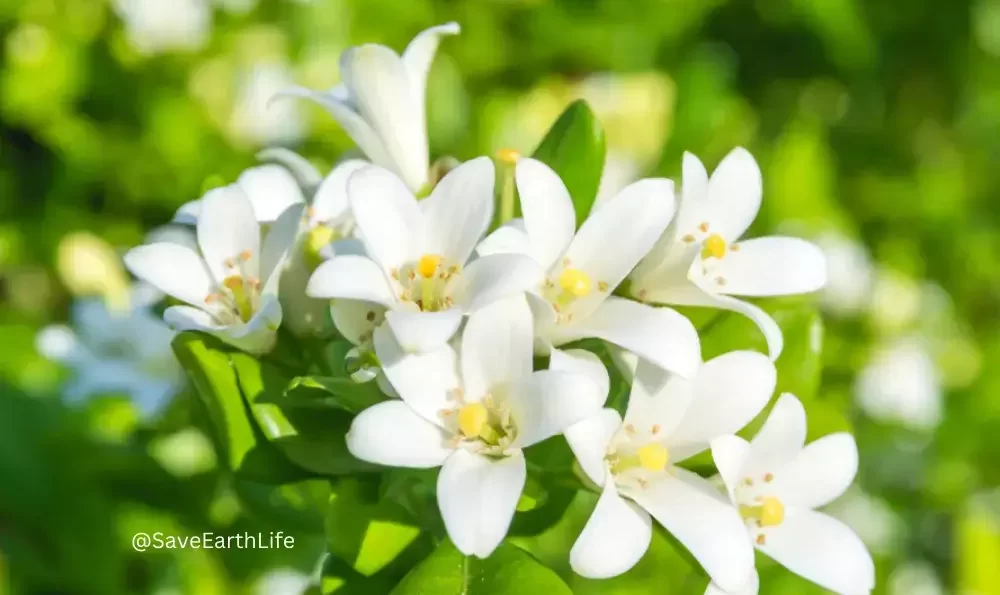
{"left": 391, "top": 539, "right": 573, "bottom": 595}
{"left": 282, "top": 375, "right": 389, "bottom": 413}
{"left": 532, "top": 99, "right": 606, "bottom": 227}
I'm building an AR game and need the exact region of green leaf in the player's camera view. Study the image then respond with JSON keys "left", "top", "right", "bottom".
{"left": 171, "top": 332, "right": 306, "bottom": 484}
{"left": 282, "top": 375, "right": 389, "bottom": 413}
{"left": 532, "top": 99, "right": 606, "bottom": 227}
{"left": 391, "top": 539, "right": 573, "bottom": 595}
{"left": 230, "top": 352, "right": 377, "bottom": 476}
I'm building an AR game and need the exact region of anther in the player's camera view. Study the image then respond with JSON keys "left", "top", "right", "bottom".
{"left": 239, "top": 249, "right": 252, "bottom": 261}
{"left": 698, "top": 222, "right": 709, "bottom": 233}
{"left": 597, "top": 281, "right": 609, "bottom": 292}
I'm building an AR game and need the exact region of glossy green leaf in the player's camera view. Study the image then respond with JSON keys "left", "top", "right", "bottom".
{"left": 281, "top": 375, "right": 389, "bottom": 413}
{"left": 391, "top": 539, "right": 573, "bottom": 595}
{"left": 532, "top": 99, "right": 606, "bottom": 227}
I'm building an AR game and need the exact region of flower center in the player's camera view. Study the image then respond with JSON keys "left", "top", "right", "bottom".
{"left": 393, "top": 254, "right": 459, "bottom": 312}
{"left": 740, "top": 496, "right": 785, "bottom": 527}
{"left": 558, "top": 268, "right": 592, "bottom": 298}
{"left": 441, "top": 392, "right": 516, "bottom": 453}
{"left": 205, "top": 250, "right": 260, "bottom": 324}
{"left": 540, "top": 260, "right": 610, "bottom": 325}
{"left": 700, "top": 233, "right": 727, "bottom": 260}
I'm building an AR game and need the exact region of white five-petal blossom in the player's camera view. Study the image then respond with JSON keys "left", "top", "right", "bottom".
{"left": 563, "top": 352, "right": 776, "bottom": 589}
{"left": 477, "top": 157, "right": 700, "bottom": 378}
{"left": 307, "top": 158, "right": 542, "bottom": 352}
{"left": 276, "top": 23, "right": 460, "bottom": 193}
{"left": 707, "top": 393, "right": 875, "bottom": 595}
{"left": 346, "top": 297, "right": 606, "bottom": 558}
{"left": 627, "top": 149, "right": 828, "bottom": 360}
{"left": 125, "top": 185, "right": 301, "bottom": 354}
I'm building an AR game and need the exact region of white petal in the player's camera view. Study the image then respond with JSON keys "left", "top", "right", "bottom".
{"left": 450, "top": 253, "right": 544, "bottom": 312}
{"left": 437, "top": 449, "right": 526, "bottom": 558}
{"left": 421, "top": 157, "right": 495, "bottom": 264}
{"left": 384, "top": 309, "right": 463, "bottom": 353}
{"left": 400, "top": 22, "right": 460, "bottom": 149}
{"left": 164, "top": 299, "right": 280, "bottom": 355}
{"left": 669, "top": 351, "right": 777, "bottom": 459}
{"left": 260, "top": 203, "right": 305, "bottom": 293}
{"left": 306, "top": 255, "right": 396, "bottom": 306}
{"left": 747, "top": 393, "right": 807, "bottom": 475}
{"left": 565, "top": 409, "right": 621, "bottom": 487}
{"left": 563, "top": 178, "right": 676, "bottom": 291}
{"left": 173, "top": 199, "right": 202, "bottom": 225}
{"left": 124, "top": 243, "right": 214, "bottom": 307}
{"left": 341, "top": 44, "right": 427, "bottom": 191}
{"left": 331, "top": 299, "right": 385, "bottom": 347}
{"left": 623, "top": 359, "right": 693, "bottom": 437}
{"left": 705, "top": 572, "right": 759, "bottom": 595}
{"left": 704, "top": 148, "right": 762, "bottom": 241}
{"left": 571, "top": 476, "right": 653, "bottom": 579}
{"left": 709, "top": 236, "right": 827, "bottom": 297}
{"left": 773, "top": 433, "right": 858, "bottom": 510}
{"left": 460, "top": 296, "right": 533, "bottom": 400}
{"left": 310, "top": 159, "right": 369, "bottom": 225}
{"left": 373, "top": 325, "right": 459, "bottom": 426}
{"left": 758, "top": 509, "right": 875, "bottom": 595}
{"left": 236, "top": 164, "right": 306, "bottom": 223}
{"left": 507, "top": 370, "right": 606, "bottom": 448}
{"left": 256, "top": 147, "right": 324, "bottom": 193}
{"left": 631, "top": 469, "right": 756, "bottom": 592}
{"left": 549, "top": 348, "right": 610, "bottom": 402}
{"left": 552, "top": 298, "right": 700, "bottom": 379}
{"left": 515, "top": 158, "right": 576, "bottom": 268}
{"left": 348, "top": 165, "right": 421, "bottom": 273}
{"left": 674, "top": 152, "right": 710, "bottom": 235}
{"left": 475, "top": 219, "right": 533, "bottom": 258}
{"left": 346, "top": 401, "right": 452, "bottom": 467}
{"left": 146, "top": 224, "right": 199, "bottom": 252}
{"left": 275, "top": 86, "right": 395, "bottom": 173}
{"left": 197, "top": 185, "right": 261, "bottom": 282}
{"left": 710, "top": 435, "right": 752, "bottom": 502}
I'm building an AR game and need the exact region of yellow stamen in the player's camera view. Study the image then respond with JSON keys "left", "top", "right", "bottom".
{"left": 458, "top": 403, "right": 489, "bottom": 438}
{"left": 417, "top": 254, "right": 443, "bottom": 279}
{"left": 497, "top": 148, "right": 521, "bottom": 164}
{"left": 741, "top": 496, "right": 785, "bottom": 527}
{"left": 558, "top": 268, "right": 592, "bottom": 297}
{"left": 701, "top": 233, "right": 727, "bottom": 260}
{"left": 637, "top": 443, "right": 669, "bottom": 472}
{"left": 223, "top": 275, "right": 253, "bottom": 322}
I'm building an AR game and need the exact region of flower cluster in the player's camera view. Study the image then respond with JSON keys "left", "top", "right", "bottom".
{"left": 116, "top": 22, "right": 872, "bottom": 594}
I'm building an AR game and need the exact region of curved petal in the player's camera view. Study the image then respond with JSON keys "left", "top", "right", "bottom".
{"left": 311, "top": 159, "right": 369, "bottom": 225}
{"left": 348, "top": 165, "right": 421, "bottom": 273}
{"left": 347, "top": 401, "right": 452, "bottom": 467}
{"left": 437, "top": 449, "right": 526, "bottom": 559}
{"left": 306, "top": 255, "right": 396, "bottom": 306}
{"left": 630, "top": 469, "right": 755, "bottom": 593}
{"left": 124, "top": 243, "right": 214, "bottom": 307}
{"left": 571, "top": 477, "right": 653, "bottom": 579}
{"left": 341, "top": 44, "right": 427, "bottom": 191}
{"left": 710, "top": 435, "right": 752, "bottom": 502}
{"left": 515, "top": 158, "right": 576, "bottom": 268}
{"left": 260, "top": 203, "right": 305, "bottom": 293}
{"left": 384, "top": 309, "right": 463, "bottom": 353}
{"left": 711, "top": 236, "right": 827, "bottom": 297}
{"left": 624, "top": 359, "right": 693, "bottom": 437}
{"left": 674, "top": 152, "right": 710, "bottom": 236}
{"left": 236, "top": 164, "right": 306, "bottom": 223}
{"left": 563, "top": 178, "right": 676, "bottom": 291}
{"left": 704, "top": 148, "right": 762, "bottom": 241}
{"left": 549, "top": 348, "right": 610, "bottom": 403}
{"left": 772, "top": 433, "right": 858, "bottom": 510}
{"left": 552, "top": 298, "right": 700, "bottom": 380}
{"left": 274, "top": 86, "right": 395, "bottom": 173}
{"left": 173, "top": 199, "right": 202, "bottom": 225}
{"left": 747, "top": 393, "right": 807, "bottom": 476}
{"left": 758, "top": 509, "right": 875, "bottom": 595}
{"left": 669, "top": 351, "right": 777, "bottom": 458}
{"left": 197, "top": 185, "right": 261, "bottom": 282}
{"left": 421, "top": 157, "right": 494, "bottom": 264}
{"left": 507, "top": 370, "right": 607, "bottom": 448}
{"left": 331, "top": 299, "right": 385, "bottom": 347}
{"left": 475, "top": 219, "right": 533, "bottom": 259}
{"left": 565, "top": 409, "right": 621, "bottom": 487}
{"left": 256, "top": 147, "right": 324, "bottom": 193}
{"left": 460, "top": 296, "right": 533, "bottom": 401}
{"left": 450, "top": 253, "right": 544, "bottom": 312}
{"left": 400, "top": 22, "right": 460, "bottom": 148}
{"left": 705, "top": 571, "right": 759, "bottom": 595}
{"left": 373, "top": 325, "right": 459, "bottom": 426}
{"left": 164, "top": 300, "right": 279, "bottom": 355}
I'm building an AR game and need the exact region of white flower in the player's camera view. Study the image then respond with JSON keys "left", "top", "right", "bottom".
{"left": 230, "top": 61, "right": 305, "bottom": 146}
{"left": 36, "top": 289, "right": 183, "bottom": 417}
{"left": 346, "top": 297, "right": 606, "bottom": 558}
{"left": 854, "top": 337, "right": 942, "bottom": 430}
{"left": 815, "top": 231, "right": 873, "bottom": 317}
{"left": 476, "top": 158, "right": 700, "bottom": 378}
{"left": 627, "top": 149, "right": 828, "bottom": 360}
{"left": 564, "top": 352, "right": 775, "bottom": 588}
{"left": 174, "top": 162, "right": 307, "bottom": 226}
{"left": 277, "top": 23, "right": 460, "bottom": 193}
{"left": 306, "top": 158, "right": 542, "bottom": 353}
{"left": 125, "top": 185, "right": 301, "bottom": 354}
{"left": 114, "top": 0, "right": 211, "bottom": 56}
{"left": 708, "top": 394, "right": 875, "bottom": 595}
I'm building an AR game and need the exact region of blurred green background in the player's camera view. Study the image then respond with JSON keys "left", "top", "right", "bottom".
{"left": 2, "top": 0, "right": 999, "bottom": 593}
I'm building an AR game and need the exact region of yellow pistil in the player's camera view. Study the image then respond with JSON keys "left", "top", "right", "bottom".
{"left": 701, "top": 233, "right": 727, "bottom": 260}
{"left": 558, "top": 268, "right": 592, "bottom": 298}
{"left": 637, "top": 443, "right": 669, "bottom": 472}
{"left": 458, "top": 403, "right": 489, "bottom": 438}
{"left": 417, "top": 254, "right": 443, "bottom": 279}
{"left": 497, "top": 148, "right": 521, "bottom": 164}
{"left": 223, "top": 275, "right": 253, "bottom": 322}
{"left": 305, "top": 225, "right": 337, "bottom": 269}
{"left": 741, "top": 496, "right": 785, "bottom": 527}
